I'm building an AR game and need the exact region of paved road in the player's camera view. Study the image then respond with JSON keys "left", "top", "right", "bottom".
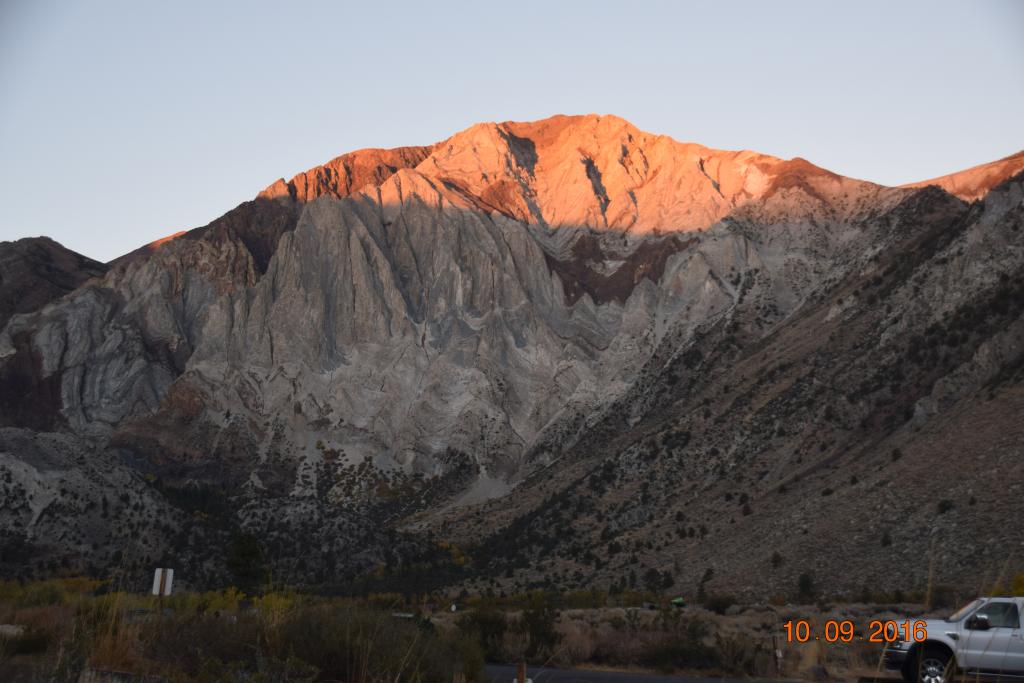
{"left": 484, "top": 665, "right": 783, "bottom": 683}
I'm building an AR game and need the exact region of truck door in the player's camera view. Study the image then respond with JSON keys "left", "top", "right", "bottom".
{"left": 959, "top": 600, "right": 1023, "bottom": 675}
{"left": 1005, "top": 600, "right": 1024, "bottom": 675}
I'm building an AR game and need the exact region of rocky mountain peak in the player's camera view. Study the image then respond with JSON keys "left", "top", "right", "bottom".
{"left": 238, "top": 115, "right": 896, "bottom": 247}
{"left": 2, "top": 116, "right": 1022, "bottom": 597}
{"left": 414, "top": 114, "right": 893, "bottom": 235}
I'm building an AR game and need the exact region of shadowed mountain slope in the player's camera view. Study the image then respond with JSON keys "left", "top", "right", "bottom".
{"left": 0, "top": 115, "right": 1020, "bottom": 595}
{"left": 0, "top": 237, "right": 106, "bottom": 329}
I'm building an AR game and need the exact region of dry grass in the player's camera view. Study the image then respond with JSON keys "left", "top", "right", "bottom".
{"left": 5, "top": 577, "right": 1022, "bottom": 681}
{"left": 0, "top": 580, "right": 485, "bottom": 683}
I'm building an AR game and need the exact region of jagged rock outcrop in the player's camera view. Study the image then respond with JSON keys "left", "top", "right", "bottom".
{"left": 0, "top": 115, "right": 1021, "bottom": 594}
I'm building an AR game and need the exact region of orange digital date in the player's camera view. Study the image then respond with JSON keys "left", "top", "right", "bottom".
{"left": 783, "top": 619, "right": 928, "bottom": 643}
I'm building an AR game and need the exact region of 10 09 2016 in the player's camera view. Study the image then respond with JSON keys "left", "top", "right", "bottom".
{"left": 784, "top": 619, "right": 928, "bottom": 643}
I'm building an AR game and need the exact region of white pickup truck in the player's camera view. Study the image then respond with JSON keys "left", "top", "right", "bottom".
{"left": 885, "top": 596, "right": 1024, "bottom": 683}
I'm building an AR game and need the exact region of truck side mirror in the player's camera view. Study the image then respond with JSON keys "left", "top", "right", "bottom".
{"left": 967, "top": 614, "right": 991, "bottom": 631}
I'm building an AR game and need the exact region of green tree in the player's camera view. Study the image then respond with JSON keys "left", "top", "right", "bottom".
{"left": 697, "top": 567, "right": 713, "bottom": 601}
{"left": 457, "top": 606, "right": 507, "bottom": 661}
{"left": 643, "top": 567, "right": 664, "bottom": 592}
{"left": 797, "top": 573, "right": 815, "bottom": 602}
{"left": 226, "top": 532, "right": 268, "bottom": 594}
{"left": 522, "top": 594, "right": 561, "bottom": 660}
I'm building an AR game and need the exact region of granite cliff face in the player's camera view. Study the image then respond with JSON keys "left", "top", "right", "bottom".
{"left": 0, "top": 116, "right": 894, "bottom": 469}
{"left": 0, "top": 115, "right": 1021, "bottom": 594}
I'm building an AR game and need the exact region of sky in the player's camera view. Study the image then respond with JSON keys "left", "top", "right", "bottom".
{"left": 0, "top": 0, "right": 1022, "bottom": 262}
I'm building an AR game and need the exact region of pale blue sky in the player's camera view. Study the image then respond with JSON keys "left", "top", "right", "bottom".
{"left": 1, "top": 0, "right": 1021, "bottom": 262}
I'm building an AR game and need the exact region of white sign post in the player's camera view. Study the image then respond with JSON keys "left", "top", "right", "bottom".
{"left": 151, "top": 568, "right": 174, "bottom": 597}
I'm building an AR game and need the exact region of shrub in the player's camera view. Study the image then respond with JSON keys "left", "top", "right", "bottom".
{"left": 639, "top": 615, "right": 715, "bottom": 672}
{"left": 797, "top": 573, "right": 815, "bottom": 602}
{"left": 702, "top": 594, "right": 736, "bottom": 615}
{"left": 713, "top": 631, "right": 773, "bottom": 675}
{"left": 226, "top": 532, "right": 269, "bottom": 594}
{"left": 143, "top": 612, "right": 261, "bottom": 675}
{"left": 280, "top": 605, "right": 479, "bottom": 682}
{"left": 0, "top": 577, "right": 101, "bottom": 608}
{"left": 521, "top": 595, "right": 561, "bottom": 661}
{"left": 0, "top": 625, "right": 51, "bottom": 657}
{"left": 642, "top": 568, "right": 663, "bottom": 592}
{"left": 553, "top": 622, "right": 596, "bottom": 666}
{"left": 457, "top": 606, "right": 508, "bottom": 661}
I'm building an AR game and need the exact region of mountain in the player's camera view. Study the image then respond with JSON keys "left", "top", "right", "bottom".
{"left": 902, "top": 150, "right": 1024, "bottom": 201}
{"left": 0, "top": 237, "right": 106, "bottom": 329}
{"left": 1, "top": 115, "right": 1021, "bottom": 598}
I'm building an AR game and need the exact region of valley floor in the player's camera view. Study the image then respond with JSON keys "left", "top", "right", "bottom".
{"left": 3, "top": 577, "right": 999, "bottom": 683}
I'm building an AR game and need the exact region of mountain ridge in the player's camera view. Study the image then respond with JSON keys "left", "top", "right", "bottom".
{"left": 85, "top": 115, "right": 1021, "bottom": 271}
{"left": 0, "top": 236, "right": 107, "bottom": 329}
{"left": 0, "top": 115, "right": 1021, "bottom": 598}
{"left": 901, "top": 149, "right": 1024, "bottom": 201}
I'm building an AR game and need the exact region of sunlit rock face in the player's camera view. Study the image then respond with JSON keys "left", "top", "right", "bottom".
{"left": 1, "top": 115, "right": 1022, "bottom": 589}
{"left": 901, "top": 150, "right": 1024, "bottom": 201}
{"left": 0, "top": 115, "right": 901, "bottom": 478}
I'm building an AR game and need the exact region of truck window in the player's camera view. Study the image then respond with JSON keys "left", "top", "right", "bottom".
{"left": 977, "top": 602, "right": 1020, "bottom": 629}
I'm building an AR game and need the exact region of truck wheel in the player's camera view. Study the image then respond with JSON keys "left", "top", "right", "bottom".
{"left": 905, "top": 647, "right": 954, "bottom": 683}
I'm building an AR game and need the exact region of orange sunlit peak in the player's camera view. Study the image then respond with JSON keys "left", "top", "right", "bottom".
{"left": 147, "top": 230, "right": 187, "bottom": 250}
